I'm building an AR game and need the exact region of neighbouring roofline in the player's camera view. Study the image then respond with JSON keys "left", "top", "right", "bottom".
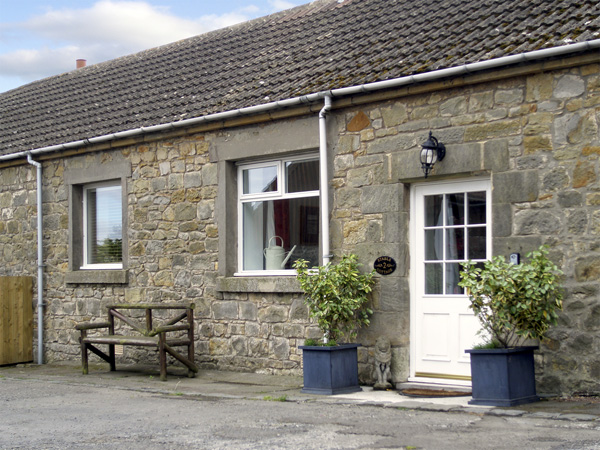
{"left": 1, "top": 39, "right": 599, "bottom": 164}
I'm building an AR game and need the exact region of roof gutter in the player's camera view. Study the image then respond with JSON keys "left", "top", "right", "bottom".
{"left": 1, "top": 39, "right": 599, "bottom": 163}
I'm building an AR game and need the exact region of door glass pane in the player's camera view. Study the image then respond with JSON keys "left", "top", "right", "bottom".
{"left": 286, "top": 159, "right": 319, "bottom": 193}
{"left": 425, "top": 229, "right": 443, "bottom": 260}
{"left": 242, "top": 165, "right": 277, "bottom": 195}
{"left": 425, "top": 263, "right": 443, "bottom": 294}
{"left": 446, "top": 228, "right": 464, "bottom": 260}
{"left": 446, "top": 263, "right": 464, "bottom": 295}
{"left": 446, "top": 193, "right": 464, "bottom": 225}
{"left": 468, "top": 226, "right": 487, "bottom": 260}
{"left": 243, "top": 197, "right": 319, "bottom": 270}
{"left": 425, "top": 195, "right": 443, "bottom": 227}
{"left": 468, "top": 191, "right": 486, "bottom": 224}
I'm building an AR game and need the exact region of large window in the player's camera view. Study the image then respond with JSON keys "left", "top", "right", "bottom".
{"left": 238, "top": 156, "right": 320, "bottom": 274}
{"left": 82, "top": 182, "right": 123, "bottom": 269}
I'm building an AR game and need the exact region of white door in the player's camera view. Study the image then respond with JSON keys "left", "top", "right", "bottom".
{"left": 410, "top": 179, "right": 491, "bottom": 384}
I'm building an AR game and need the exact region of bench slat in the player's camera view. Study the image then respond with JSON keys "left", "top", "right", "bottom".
{"left": 83, "top": 335, "right": 159, "bottom": 346}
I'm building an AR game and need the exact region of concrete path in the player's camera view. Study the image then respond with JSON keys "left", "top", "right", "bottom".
{"left": 1, "top": 362, "right": 599, "bottom": 423}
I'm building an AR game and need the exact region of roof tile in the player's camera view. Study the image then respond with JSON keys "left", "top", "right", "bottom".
{"left": 1, "top": 0, "right": 599, "bottom": 155}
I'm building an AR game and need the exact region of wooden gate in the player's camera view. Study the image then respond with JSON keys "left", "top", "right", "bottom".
{"left": 0, "top": 276, "right": 33, "bottom": 365}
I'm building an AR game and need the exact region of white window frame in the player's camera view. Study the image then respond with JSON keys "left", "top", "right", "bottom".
{"left": 81, "top": 180, "right": 123, "bottom": 270}
{"left": 236, "top": 155, "right": 319, "bottom": 276}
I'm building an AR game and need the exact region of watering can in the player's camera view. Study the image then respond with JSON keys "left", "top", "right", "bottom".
{"left": 263, "top": 236, "right": 297, "bottom": 270}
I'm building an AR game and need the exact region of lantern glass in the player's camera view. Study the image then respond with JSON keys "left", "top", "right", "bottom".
{"left": 421, "top": 147, "right": 437, "bottom": 165}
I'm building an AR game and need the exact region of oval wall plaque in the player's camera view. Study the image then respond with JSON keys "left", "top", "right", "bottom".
{"left": 374, "top": 256, "right": 396, "bottom": 275}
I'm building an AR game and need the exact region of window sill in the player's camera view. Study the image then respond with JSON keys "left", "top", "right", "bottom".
{"left": 216, "top": 276, "right": 302, "bottom": 294}
{"left": 65, "top": 270, "right": 128, "bottom": 285}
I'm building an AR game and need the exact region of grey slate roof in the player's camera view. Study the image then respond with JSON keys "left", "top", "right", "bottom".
{"left": 1, "top": 0, "right": 599, "bottom": 156}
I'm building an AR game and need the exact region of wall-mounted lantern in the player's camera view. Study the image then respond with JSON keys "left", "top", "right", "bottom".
{"left": 420, "top": 131, "right": 446, "bottom": 178}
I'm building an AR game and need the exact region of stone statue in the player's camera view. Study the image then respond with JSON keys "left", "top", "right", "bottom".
{"left": 373, "top": 336, "right": 393, "bottom": 390}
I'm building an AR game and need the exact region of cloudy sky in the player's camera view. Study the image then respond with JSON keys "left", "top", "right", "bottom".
{"left": 0, "top": 0, "right": 303, "bottom": 93}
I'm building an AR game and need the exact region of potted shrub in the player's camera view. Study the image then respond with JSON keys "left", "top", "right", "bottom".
{"left": 458, "top": 246, "right": 563, "bottom": 406}
{"left": 293, "top": 254, "right": 375, "bottom": 395}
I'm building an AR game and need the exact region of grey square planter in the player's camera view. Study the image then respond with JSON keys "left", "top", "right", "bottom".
{"left": 466, "top": 346, "right": 539, "bottom": 407}
{"left": 299, "top": 344, "right": 362, "bottom": 395}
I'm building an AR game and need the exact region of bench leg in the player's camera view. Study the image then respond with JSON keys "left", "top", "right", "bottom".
{"left": 80, "top": 333, "right": 89, "bottom": 375}
{"left": 109, "top": 345, "right": 116, "bottom": 372}
{"left": 159, "top": 333, "right": 167, "bottom": 381}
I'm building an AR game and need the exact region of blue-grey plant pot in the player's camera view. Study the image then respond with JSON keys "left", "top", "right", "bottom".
{"left": 299, "top": 344, "right": 362, "bottom": 395}
{"left": 466, "top": 346, "right": 539, "bottom": 407}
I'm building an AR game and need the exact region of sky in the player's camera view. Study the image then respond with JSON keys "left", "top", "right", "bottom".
{"left": 0, "top": 0, "right": 304, "bottom": 93}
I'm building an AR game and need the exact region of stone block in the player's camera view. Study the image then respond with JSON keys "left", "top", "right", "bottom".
{"left": 213, "top": 301, "right": 239, "bottom": 319}
{"left": 240, "top": 302, "right": 258, "bottom": 321}
{"left": 526, "top": 72, "right": 553, "bottom": 101}
{"left": 347, "top": 110, "right": 371, "bottom": 132}
{"left": 289, "top": 298, "right": 309, "bottom": 321}
{"left": 183, "top": 172, "right": 202, "bottom": 188}
{"left": 433, "top": 143, "right": 482, "bottom": 177}
{"left": 367, "top": 133, "right": 416, "bottom": 155}
{"left": 464, "top": 119, "right": 521, "bottom": 141}
{"left": 492, "top": 170, "right": 538, "bottom": 203}
{"left": 492, "top": 236, "right": 543, "bottom": 258}
{"left": 483, "top": 139, "right": 509, "bottom": 172}
{"left": 361, "top": 184, "right": 401, "bottom": 214}
{"left": 558, "top": 190, "right": 583, "bottom": 207}
{"left": 258, "top": 305, "right": 288, "bottom": 323}
{"left": 334, "top": 154, "right": 354, "bottom": 172}
{"left": 514, "top": 209, "right": 563, "bottom": 235}
{"left": 381, "top": 104, "right": 408, "bottom": 127}
{"left": 567, "top": 210, "right": 588, "bottom": 235}
{"left": 231, "top": 336, "right": 248, "bottom": 356}
{"left": 376, "top": 277, "right": 409, "bottom": 312}
{"left": 542, "top": 167, "right": 570, "bottom": 192}
{"left": 554, "top": 75, "right": 585, "bottom": 99}
{"left": 347, "top": 166, "right": 374, "bottom": 188}
{"left": 575, "top": 256, "right": 600, "bottom": 281}
{"left": 335, "top": 187, "right": 361, "bottom": 209}
{"left": 495, "top": 89, "right": 524, "bottom": 105}
{"left": 336, "top": 135, "right": 360, "bottom": 154}
{"left": 202, "top": 163, "right": 218, "bottom": 186}
{"left": 573, "top": 161, "right": 596, "bottom": 188}
{"left": 492, "top": 203, "right": 512, "bottom": 237}
{"left": 524, "top": 136, "right": 552, "bottom": 154}
{"left": 469, "top": 91, "right": 494, "bottom": 112}
{"left": 440, "top": 97, "right": 467, "bottom": 116}
{"left": 270, "top": 337, "right": 290, "bottom": 359}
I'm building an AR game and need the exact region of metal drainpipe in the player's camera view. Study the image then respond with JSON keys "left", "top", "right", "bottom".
{"left": 319, "top": 95, "right": 332, "bottom": 266}
{"left": 26, "top": 153, "right": 44, "bottom": 364}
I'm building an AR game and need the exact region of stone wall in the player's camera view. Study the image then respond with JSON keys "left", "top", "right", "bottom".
{"left": 0, "top": 59, "right": 598, "bottom": 394}
{"left": 327, "top": 61, "right": 600, "bottom": 394}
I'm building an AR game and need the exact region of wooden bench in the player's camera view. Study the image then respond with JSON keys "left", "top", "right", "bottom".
{"left": 75, "top": 303, "right": 198, "bottom": 381}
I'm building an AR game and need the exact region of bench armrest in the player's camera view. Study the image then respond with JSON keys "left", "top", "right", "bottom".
{"left": 151, "top": 324, "right": 190, "bottom": 335}
{"left": 76, "top": 321, "right": 111, "bottom": 331}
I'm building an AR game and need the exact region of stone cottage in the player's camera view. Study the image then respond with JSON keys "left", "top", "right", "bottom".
{"left": 0, "top": 0, "right": 599, "bottom": 395}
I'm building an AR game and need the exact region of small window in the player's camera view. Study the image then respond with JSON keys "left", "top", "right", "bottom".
{"left": 82, "top": 182, "right": 123, "bottom": 269}
{"left": 238, "top": 156, "right": 319, "bottom": 274}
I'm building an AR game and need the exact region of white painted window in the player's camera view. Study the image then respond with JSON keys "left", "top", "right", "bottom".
{"left": 237, "top": 156, "right": 319, "bottom": 275}
{"left": 82, "top": 181, "right": 123, "bottom": 269}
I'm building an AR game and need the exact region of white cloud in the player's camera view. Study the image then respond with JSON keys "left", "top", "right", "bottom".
{"left": 268, "top": 0, "right": 298, "bottom": 11}
{"left": 0, "top": 1, "right": 255, "bottom": 90}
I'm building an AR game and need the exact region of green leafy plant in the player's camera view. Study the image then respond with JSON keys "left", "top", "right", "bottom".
{"left": 293, "top": 254, "right": 375, "bottom": 343}
{"left": 263, "top": 395, "right": 288, "bottom": 402}
{"left": 458, "top": 246, "right": 563, "bottom": 348}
